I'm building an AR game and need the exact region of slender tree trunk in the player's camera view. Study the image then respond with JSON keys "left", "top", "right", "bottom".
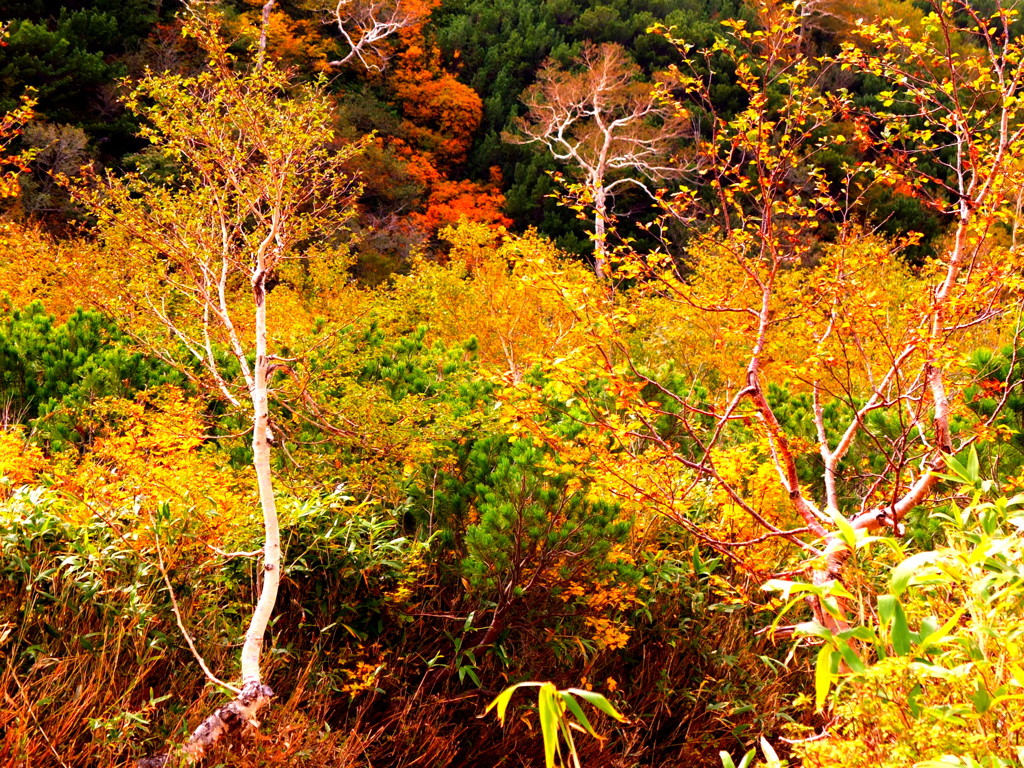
{"left": 594, "top": 187, "right": 608, "bottom": 279}
{"left": 239, "top": 268, "right": 281, "bottom": 689}
{"left": 807, "top": 217, "right": 971, "bottom": 632}
{"left": 139, "top": 275, "right": 282, "bottom": 768}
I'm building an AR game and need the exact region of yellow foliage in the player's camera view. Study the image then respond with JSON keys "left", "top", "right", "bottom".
{"left": 387, "top": 222, "right": 601, "bottom": 378}
{"left": 564, "top": 573, "right": 645, "bottom": 651}
{"left": 383, "top": 544, "right": 428, "bottom": 606}
{"left": 0, "top": 429, "right": 46, "bottom": 493}
{"left": 633, "top": 233, "right": 929, "bottom": 394}
{"left": 584, "top": 616, "right": 632, "bottom": 650}
{"left": 56, "top": 388, "right": 252, "bottom": 531}
{"left": 0, "top": 93, "right": 35, "bottom": 200}
{"left": 228, "top": 6, "right": 337, "bottom": 72}
{"left": 0, "top": 224, "right": 118, "bottom": 321}
{"left": 709, "top": 442, "right": 802, "bottom": 564}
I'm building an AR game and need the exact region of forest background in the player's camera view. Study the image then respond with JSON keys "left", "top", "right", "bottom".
{"left": 2, "top": 0, "right": 1024, "bottom": 765}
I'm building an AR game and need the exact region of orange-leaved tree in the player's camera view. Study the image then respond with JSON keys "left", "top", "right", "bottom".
{"left": 68, "top": 15, "right": 363, "bottom": 763}
{"left": 502, "top": 0, "right": 1024, "bottom": 639}
{"left": 0, "top": 92, "right": 34, "bottom": 201}
{"left": 0, "top": 19, "right": 35, "bottom": 201}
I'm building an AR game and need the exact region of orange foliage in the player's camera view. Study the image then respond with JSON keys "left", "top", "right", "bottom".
{"left": 388, "top": 222, "right": 599, "bottom": 375}
{"left": 55, "top": 388, "right": 252, "bottom": 531}
{"left": 230, "top": 4, "right": 337, "bottom": 71}
{"left": 0, "top": 429, "right": 46, "bottom": 493}
{"left": 387, "top": 136, "right": 442, "bottom": 187}
{"left": 390, "top": 60, "right": 483, "bottom": 169}
{"left": 373, "top": 0, "right": 495, "bottom": 236}
{"left": 0, "top": 222, "right": 117, "bottom": 321}
{"left": 0, "top": 94, "right": 34, "bottom": 199}
{"left": 409, "top": 175, "right": 511, "bottom": 234}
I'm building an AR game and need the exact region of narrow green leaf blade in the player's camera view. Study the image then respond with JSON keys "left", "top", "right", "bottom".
{"left": 891, "top": 600, "right": 911, "bottom": 656}
{"left": 891, "top": 551, "right": 937, "bottom": 596}
{"left": 837, "top": 639, "right": 866, "bottom": 673}
{"left": 560, "top": 691, "right": 598, "bottom": 737}
{"left": 565, "top": 688, "right": 628, "bottom": 722}
{"left": 538, "top": 684, "right": 558, "bottom": 768}
{"left": 815, "top": 644, "right": 833, "bottom": 711}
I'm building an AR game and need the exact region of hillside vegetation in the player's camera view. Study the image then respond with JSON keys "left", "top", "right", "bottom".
{"left": 2, "top": 0, "right": 1024, "bottom": 766}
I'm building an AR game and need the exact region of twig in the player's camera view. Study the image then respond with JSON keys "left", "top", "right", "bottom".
{"left": 151, "top": 512, "right": 241, "bottom": 694}
{"left": 205, "top": 543, "right": 263, "bottom": 559}
{"left": 780, "top": 729, "right": 832, "bottom": 744}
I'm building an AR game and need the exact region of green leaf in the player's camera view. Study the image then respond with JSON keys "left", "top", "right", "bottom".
{"left": 538, "top": 683, "right": 559, "bottom": 768}
{"left": 560, "top": 692, "right": 598, "bottom": 737}
{"left": 837, "top": 639, "right": 866, "bottom": 673}
{"left": 917, "top": 610, "right": 964, "bottom": 653}
{"left": 565, "top": 688, "right": 628, "bottom": 722}
{"left": 815, "top": 644, "right": 833, "bottom": 710}
{"left": 966, "top": 446, "right": 980, "bottom": 482}
{"left": 941, "top": 448, "right": 980, "bottom": 486}
{"left": 891, "top": 551, "right": 938, "bottom": 596}
{"left": 907, "top": 683, "right": 922, "bottom": 717}
{"left": 795, "top": 621, "right": 835, "bottom": 641}
{"left": 878, "top": 594, "right": 911, "bottom": 655}
{"left": 891, "top": 600, "right": 911, "bottom": 656}
{"left": 826, "top": 506, "right": 857, "bottom": 548}
{"left": 483, "top": 682, "right": 541, "bottom": 724}
{"left": 970, "top": 681, "right": 992, "bottom": 714}
{"left": 877, "top": 594, "right": 897, "bottom": 626}
{"left": 720, "top": 749, "right": 756, "bottom": 768}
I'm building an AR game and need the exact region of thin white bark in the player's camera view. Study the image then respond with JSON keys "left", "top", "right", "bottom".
{"left": 327, "top": 0, "right": 421, "bottom": 70}
{"left": 239, "top": 244, "right": 282, "bottom": 689}
{"left": 511, "top": 42, "right": 687, "bottom": 278}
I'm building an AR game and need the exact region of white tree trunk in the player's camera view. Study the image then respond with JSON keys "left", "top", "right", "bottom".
{"left": 139, "top": 273, "right": 283, "bottom": 767}
{"left": 594, "top": 187, "right": 608, "bottom": 279}
{"left": 241, "top": 269, "right": 281, "bottom": 686}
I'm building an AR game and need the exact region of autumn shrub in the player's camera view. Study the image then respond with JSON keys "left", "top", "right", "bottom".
{"left": 291, "top": 320, "right": 492, "bottom": 503}
{"left": 963, "top": 345, "right": 1024, "bottom": 475}
{"left": 461, "top": 437, "right": 638, "bottom": 651}
{"left": 0, "top": 475, "right": 438, "bottom": 766}
{"left": 294, "top": 321, "right": 805, "bottom": 761}
{"left": 795, "top": 452, "right": 1024, "bottom": 768}
{"left": 386, "top": 222, "right": 600, "bottom": 375}
{"left": 275, "top": 489, "right": 434, "bottom": 648}
{"left": 0, "top": 427, "right": 46, "bottom": 491}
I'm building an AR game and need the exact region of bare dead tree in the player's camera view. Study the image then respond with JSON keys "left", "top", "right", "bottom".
{"left": 322, "top": 0, "right": 427, "bottom": 70}
{"left": 509, "top": 42, "right": 688, "bottom": 279}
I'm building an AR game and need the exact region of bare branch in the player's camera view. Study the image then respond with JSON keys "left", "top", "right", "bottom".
{"left": 325, "top": 0, "right": 425, "bottom": 71}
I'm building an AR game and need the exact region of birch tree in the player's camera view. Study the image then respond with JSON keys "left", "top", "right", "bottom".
{"left": 510, "top": 42, "right": 687, "bottom": 279}
{"left": 657, "top": 0, "right": 1024, "bottom": 626}
{"left": 69, "top": 18, "right": 362, "bottom": 763}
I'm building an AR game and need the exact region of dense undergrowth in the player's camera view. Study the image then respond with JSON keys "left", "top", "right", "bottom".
{"left": 0, "top": 438, "right": 809, "bottom": 767}
{"left": 0, "top": 291, "right": 813, "bottom": 766}
{"left": 3, "top": 272, "right": 1023, "bottom": 766}
{"left": 4, "top": 0, "right": 1024, "bottom": 764}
